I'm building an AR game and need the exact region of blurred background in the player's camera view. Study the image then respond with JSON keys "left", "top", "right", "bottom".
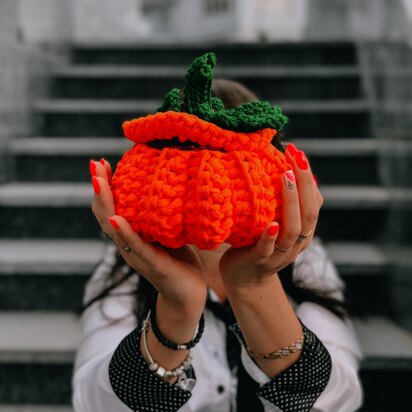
{"left": 1, "top": 0, "right": 412, "bottom": 411}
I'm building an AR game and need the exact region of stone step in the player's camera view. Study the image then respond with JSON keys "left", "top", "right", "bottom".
{"left": 355, "top": 317, "right": 412, "bottom": 411}
{"left": 380, "top": 245, "right": 412, "bottom": 330}
{"left": 0, "top": 240, "right": 392, "bottom": 314}
{"left": 10, "top": 137, "right": 379, "bottom": 155}
{"left": 52, "top": 65, "right": 361, "bottom": 100}
{"left": 0, "top": 312, "right": 79, "bottom": 405}
{"left": 0, "top": 239, "right": 105, "bottom": 311}
{"left": 1, "top": 312, "right": 411, "bottom": 409}
{"left": 71, "top": 42, "right": 357, "bottom": 66}
{"left": 33, "top": 98, "right": 370, "bottom": 138}
{"left": 0, "top": 183, "right": 391, "bottom": 208}
{"left": 0, "top": 407, "right": 73, "bottom": 412}
{"left": 326, "top": 242, "right": 392, "bottom": 316}
{"left": 54, "top": 65, "right": 361, "bottom": 77}
{"left": 10, "top": 138, "right": 379, "bottom": 185}
{"left": 34, "top": 98, "right": 369, "bottom": 113}
{"left": 0, "top": 183, "right": 391, "bottom": 240}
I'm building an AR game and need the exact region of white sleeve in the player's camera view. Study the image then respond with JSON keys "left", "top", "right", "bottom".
{"left": 238, "top": 303, "right": 363, "bottom": 412}
{"left": 72, "top": 245, "right": 138, "bottom": 412}
{"left": 293, "top": 238, "right": 364, "bottom": 411}
{"left": 296, "top": 302, "right": 363, "bottom": 412}
{"left": 238, "top": 237, "right": 363, "bottom": 411}
{"left": 235, "top": 322, "right": 332, "bottom": 412}
{"left": 72, "top": 245, "right": 194, "bottom": 412}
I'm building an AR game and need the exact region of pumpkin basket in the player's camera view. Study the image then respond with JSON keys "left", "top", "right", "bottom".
{"left": 111, "top": 53, "right": 290, "bottom": 250}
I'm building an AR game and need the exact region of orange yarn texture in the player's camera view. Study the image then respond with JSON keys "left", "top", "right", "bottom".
{"left": 111, "top": 111, "right": 291, "bottom": 250}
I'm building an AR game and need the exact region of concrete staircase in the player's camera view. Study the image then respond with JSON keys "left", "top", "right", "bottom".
{"left": 1, "top": 43, "right": 412, "bottom": 411}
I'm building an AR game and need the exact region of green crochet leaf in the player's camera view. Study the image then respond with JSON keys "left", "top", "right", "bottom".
{"left": 157, "top": 52, "right": 288, "bottom": 132}
{"left": 209, "top": 101, "right": 289, "bottom": 133}
{"left": 157, "top": 88, "right": 181, "bottom": 112}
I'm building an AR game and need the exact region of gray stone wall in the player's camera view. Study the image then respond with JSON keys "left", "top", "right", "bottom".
{"left": 0, "top": 1, "right": 27, "bottom": 140}
{"left": 359, "top": 43, "right": 412, "bottom": 243}
{"left": 306, "top": 0, "right": 410, "bottom": 41}
{"left": 141, "top": 0, "right": 412, "bottom": 42}
{"left": 19, "top": 0, "right": 147, "bottom": 43}
{"left": 0, "top": 0, "right": 66, "bottom": 182}
{"left": 359, "top": 42, "right": 412, "bottom": 328}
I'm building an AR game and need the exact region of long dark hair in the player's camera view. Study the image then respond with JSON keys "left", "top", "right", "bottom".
{"left": 82, "top": 79, "right": 351, "bottom": 323}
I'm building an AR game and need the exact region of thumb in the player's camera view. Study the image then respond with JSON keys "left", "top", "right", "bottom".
{"left": 253, "top": 223, "right": 279, "bottom": 258}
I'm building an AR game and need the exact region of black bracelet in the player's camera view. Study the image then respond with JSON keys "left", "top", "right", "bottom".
{"left": 149, "top": 291, "right": 205, "bottom": 351}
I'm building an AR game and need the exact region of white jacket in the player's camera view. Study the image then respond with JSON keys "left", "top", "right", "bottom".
{"left": 72, "top": 240, "right": 363, "bottom": 412}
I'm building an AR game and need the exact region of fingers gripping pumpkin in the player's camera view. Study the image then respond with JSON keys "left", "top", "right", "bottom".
{"left": 111, "top": 53, "right": 290, "bottom": 250}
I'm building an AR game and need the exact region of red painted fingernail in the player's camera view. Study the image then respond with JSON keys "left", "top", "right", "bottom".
{"left": 286, "top": 143, "right": 299, "bottom": 157}
{"left": 295, "top": 151, "right": 309, "bottom": 171}
{"left": 313, "top": 174, "right": 319, "bottom": 186}
{"left": 92, "top": 176, "right": 100, "bottom": 195}
{"left": 100, "top": 157, "right": 112, "bottom": 181}
{"left": 268, "top": 225, "right": 279, "bottom": 237}
{"left": 284, "top": 170, "right": 296, "bottom": 190}
{"left": 89, "top": 160, "right": 96, "bottom": 177}
{"left": 109, "top": 217, "right": 120, "bottom": 230}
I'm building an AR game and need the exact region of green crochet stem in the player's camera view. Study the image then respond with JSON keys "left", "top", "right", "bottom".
{"left": 157, "top": 52, "right": 288, "bottom": 132}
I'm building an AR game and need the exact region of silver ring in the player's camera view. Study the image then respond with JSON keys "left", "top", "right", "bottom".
{"left": 274, "top": 243, "right": 289, "bottom": 253}
{"left": 123, "top": 245, "right": 132, "bottom": 252}
{"left": 296, "top": 229, "right": 313, "bottom": 244}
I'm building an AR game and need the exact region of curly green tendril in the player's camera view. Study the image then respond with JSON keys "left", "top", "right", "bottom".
{"left": 157, "top": 52, "right": 289, "bottom": 133}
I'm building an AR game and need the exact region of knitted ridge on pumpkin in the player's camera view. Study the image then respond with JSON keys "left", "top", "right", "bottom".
{"left": 111, "top": 111, "right": 290, "bottom": 250}
{"left": 122, "top": 111, "right": 276, "bottom": 152}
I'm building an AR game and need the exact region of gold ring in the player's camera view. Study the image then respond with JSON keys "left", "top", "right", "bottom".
{"left": 274, "top": 243, "right": 289, "bottom": 253}
{"left": 296, "top": 229, "right": 313, "bottom": 243}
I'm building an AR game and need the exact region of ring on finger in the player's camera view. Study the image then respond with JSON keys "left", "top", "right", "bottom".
{"left": 296, "top": 229, "right": 313, "bottom": 244}
{"left": 123, "top": 245, "right": 132, "bottom": 252}
{"left": 274, "top": 242, "right": 290, "bottom": 253}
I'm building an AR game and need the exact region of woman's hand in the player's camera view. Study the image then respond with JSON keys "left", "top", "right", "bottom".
{"left": 90, "top": 159, "right": 207, "bottom": 318}
{"left": 91, "top": 159, "right": 207, "bottom": 375}
{"left": 219, "top": 144, "right": 323, "bottom": 293}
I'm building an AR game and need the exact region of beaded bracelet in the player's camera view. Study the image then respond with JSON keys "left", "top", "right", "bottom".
{"left": 150, "top": 291, "right": 205, "bottom": 350}
{"left": 246, "top": 334, "right": 304, "bottom": 360}
{"left": 141, "top": 313, "right": 193, "bottom": 381}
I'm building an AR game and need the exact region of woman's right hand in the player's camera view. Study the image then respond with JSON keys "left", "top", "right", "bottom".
{"left": 90, "top": 159, "right": 207, "bottom": 321}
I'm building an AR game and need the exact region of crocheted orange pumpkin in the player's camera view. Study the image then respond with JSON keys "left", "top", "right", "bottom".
{"left": 111, "top": 53, "right": 290, "bottom": 250}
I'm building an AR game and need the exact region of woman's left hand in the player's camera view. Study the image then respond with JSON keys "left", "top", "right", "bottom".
{"left": 220, "top": 144, "right": 323, "bottom": 292}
